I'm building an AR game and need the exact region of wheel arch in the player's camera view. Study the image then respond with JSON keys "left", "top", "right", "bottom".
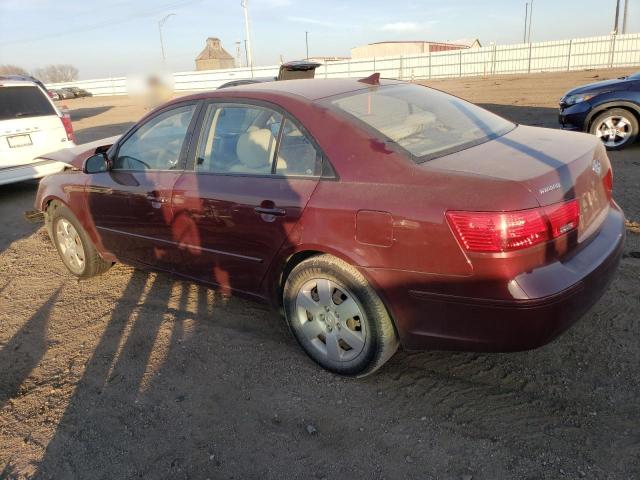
{"left": 268, "top": 245, "right": 401, "bottom": 338}
{"left": 586, "top": 101, "right": 640, "bottom": 131}
{"left": 42, "top": 195, "right": 114, "bottom": 263}
{"left": 41, "top": 196, "right": 70, "bottom": 238}
{"left": 269, "top": 247, "right": 349, "bottom": 309}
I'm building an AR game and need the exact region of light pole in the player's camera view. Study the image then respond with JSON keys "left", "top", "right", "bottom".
{"left": 235, "top": 41, "right": 242, "bottom": 67}
{"left": 158, "top": 13, "right": 176, "bottom": 65}
{"left": 527, "top": 0, "right": 534, "bottom": 43}
{"left": 523, "top": 3, "right": 528, "bottom": 43}
{"left": 305, "top": 31, "right": 309, "bottom": 59}
{"left": 241, "top": 0, "right": 254, "bottom": 77}
{"left": 622, "top": 0, "right": 629, "bottom": 34}
{"left": 613, "top": 0, "right": 621, "bottom": 34}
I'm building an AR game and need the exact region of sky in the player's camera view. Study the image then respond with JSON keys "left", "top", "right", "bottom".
{"left": 0, "top": 0, "right": 638, "bottom": 80}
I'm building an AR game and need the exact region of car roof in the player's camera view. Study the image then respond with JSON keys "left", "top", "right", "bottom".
{"left": 182, "top": 77, "right": 406, "bottom": 103}
{"left": 0, "top": 78, "right": 39, "bottom": 88}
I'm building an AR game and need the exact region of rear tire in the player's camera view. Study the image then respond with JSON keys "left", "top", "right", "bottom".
{"left": 283, "top": 254, "right": 398, "bottom": 377}
{"left": 589, "top": 108, "right": 639, "bottom": 151}
{"left": 47, "top": 201, "right": 112, "bottom": 278}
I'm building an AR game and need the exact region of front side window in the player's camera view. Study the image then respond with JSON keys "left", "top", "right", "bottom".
{"left": 196, "top": 103, "right": 282, "bottom": 175}
{"left": 113, "top": 104, "right": 196, "bottom": 171}
{"left": 325, "top": 84, "right": 514, "bottom": 162}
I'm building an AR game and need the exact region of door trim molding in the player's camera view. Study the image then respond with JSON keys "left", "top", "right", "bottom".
{"left": 96, "top": 226, "right": 263, "bottom": 263}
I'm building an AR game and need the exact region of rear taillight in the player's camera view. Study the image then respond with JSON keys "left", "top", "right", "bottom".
{"left": 60, "top": 115, "right": 75, "bottom": 142}
{"left": 603, "top": 168, "right": 613, "bottom": 200}
{"left": 545, "top": 199, "right": 579, "bottom": 238}
{"left": 446, "top": 199, "right": 580, "bottom": 253}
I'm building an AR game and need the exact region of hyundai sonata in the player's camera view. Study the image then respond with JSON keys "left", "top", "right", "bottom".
{"left": 33, "top": 75, "right": 625, "bottom": 376}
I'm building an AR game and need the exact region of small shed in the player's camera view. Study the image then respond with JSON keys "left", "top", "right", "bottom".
{"left": 195, "top": 38, "right": 235, "bottom": 71}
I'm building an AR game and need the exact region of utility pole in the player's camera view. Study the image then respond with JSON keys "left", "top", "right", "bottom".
{"left": 527, "top": 0, "right": 534, "bottom": 43}
{"left": 235, "top": 41, "right": 242, "bottom": 67}
{"left": 305, "top": 31, "right": 309, "bottom": 59}
{"left": 524, "top": 3, "right": 529, "bottom": 43}
{"left": 613, "top": 0, "right": 621, "bottom": 34}
{"left": 244, "top": 40, "right": 249, "bottom": 69}
{"left": 158, "top": 13, "right": 176, "bottom": 66}
{"left": 241, "top": 0, "right": 254, "bottom": 77}
{"left": 622, "top": 0, "right": 629, "bottom": 34}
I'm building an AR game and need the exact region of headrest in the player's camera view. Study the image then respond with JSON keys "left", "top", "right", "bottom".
{"left": 236, "top": 128, "right": 276, "bottom": 169}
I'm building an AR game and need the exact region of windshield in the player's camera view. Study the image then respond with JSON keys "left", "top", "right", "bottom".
{"left": 629, "top": 71, "right": 640, "bottom": 79}
{"left": 325, "top": 83, "right": 514, "bottom": 162}
{"left": 0, "top": 86, "right": 56, "bottom": 121}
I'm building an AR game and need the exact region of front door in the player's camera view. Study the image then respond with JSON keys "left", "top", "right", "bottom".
{"left": 171, "top": 101, "right": 325, "bottom": 295}
{"left": 86, "top": 102, "right": 199, "bottom": 268}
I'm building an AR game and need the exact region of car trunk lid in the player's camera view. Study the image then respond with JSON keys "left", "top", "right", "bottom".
{"left": 277, "top": 60, "right": 321, "bottom": 81}
{"left": 426, "top": 125, "right": 611, "bottom": 242}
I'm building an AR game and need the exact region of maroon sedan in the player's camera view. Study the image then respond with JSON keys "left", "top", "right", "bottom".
{"left": 34, "top": 76, "right": 625, "bottom": 376}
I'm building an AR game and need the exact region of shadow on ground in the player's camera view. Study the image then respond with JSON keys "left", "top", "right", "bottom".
{"left": 0, "top": 289, "right": 61, "bottom": 409}
{"left": 0, "top": 262, "right": 629, "bottom": 479}
{"left": 75, "top": 122, "right": 135, "bottom": 144}
{"left": 0, "top": 181, "right": 40, "bottom": 254}
{"left": 69, "top": 107, "right": 113, "bottom": 122}
{"left": 479, "top": 103, "right": 558, "bottom": 128}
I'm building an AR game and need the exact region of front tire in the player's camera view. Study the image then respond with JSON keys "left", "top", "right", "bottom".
{"left": 47, "top": 201, "right": 112, "bottom": 278}
{"left": 589, "top": 108, "right": 639, "bottom": 150}
{"left": 283, "top": 254, "right": 398, "bottom": 377}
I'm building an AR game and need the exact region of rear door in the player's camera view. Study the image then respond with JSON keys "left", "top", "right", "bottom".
{"left": 86, "top": 102, "right": 200, "bottom": 268}
{"left": 171, "top": 100, "right": 325, "bottom": 295}
{"left": 0, "top": 85, "right": 70, "bottom": 168}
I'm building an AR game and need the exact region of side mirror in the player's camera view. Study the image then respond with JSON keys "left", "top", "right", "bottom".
{"left": 83, "top": 153, "right": 110, "bottom": 174}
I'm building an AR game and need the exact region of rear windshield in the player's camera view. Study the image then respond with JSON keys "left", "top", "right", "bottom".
{"left": 0, "top": 86, "right": 56, "bottom": 121}
{"left": 325, "top": 83, "right": 514, "bottom": 162}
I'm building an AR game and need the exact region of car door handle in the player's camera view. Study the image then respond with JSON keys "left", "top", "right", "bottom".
{"left": 254, "top": 206, "right": 286, "bottom": 216}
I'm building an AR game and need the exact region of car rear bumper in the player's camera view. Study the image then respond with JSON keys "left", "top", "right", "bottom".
{"left": 364, "top": 203, "right": 625, "bottom": 352}
{"left": 0, "top": 160, "right": 68, "bottom": 186}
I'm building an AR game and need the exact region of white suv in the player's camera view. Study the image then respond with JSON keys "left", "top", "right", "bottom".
{"left": 0, "top": 79, "right": 76, "bottom": 185}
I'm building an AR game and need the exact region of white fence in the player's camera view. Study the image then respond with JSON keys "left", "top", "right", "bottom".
{"left": 48, "top": 33, "right": 640, "bottom": 96}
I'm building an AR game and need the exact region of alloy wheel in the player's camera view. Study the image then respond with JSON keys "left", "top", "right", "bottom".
{"left": 55, "top": 218, "right": 86, "bottom": 274}
{"left": 294, "top": 278, "right": 367, "bottom": 363}
{"left": 595, "top": 115, "right": 632, "bottom": 148}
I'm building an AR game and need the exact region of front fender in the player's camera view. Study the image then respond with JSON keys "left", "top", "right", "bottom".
{"left": 585, "top": 97, "right": 640, "bottom": 128}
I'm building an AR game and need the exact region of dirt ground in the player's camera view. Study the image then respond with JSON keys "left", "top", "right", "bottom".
{"left": 1, "top": 68, "right": 639, "bottom": 480}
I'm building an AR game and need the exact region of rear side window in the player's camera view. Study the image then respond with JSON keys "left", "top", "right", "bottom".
{"left": 0, "top": 86, "right": 55, "bottom": 121}
{"left": 195, "top": 103, "right": 282, "bottom": 175}
{"left": 325, "top": 84, "right": 514, "bottom": 162}
{"left": 275, "top": 119, "right": 320, "bottom": 176}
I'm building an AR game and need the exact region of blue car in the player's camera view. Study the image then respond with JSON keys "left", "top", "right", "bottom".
{"left": 559, "top": 71, "right": 640, "bottom": 150}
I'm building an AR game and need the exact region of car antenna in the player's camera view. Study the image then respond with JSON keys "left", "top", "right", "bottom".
{"left": 358, "top": 73, "right": 380, "bottom": 85}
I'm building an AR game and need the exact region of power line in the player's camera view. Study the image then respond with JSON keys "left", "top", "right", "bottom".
{"left": 0, "top": 0, "right": 203, "bottom": 47}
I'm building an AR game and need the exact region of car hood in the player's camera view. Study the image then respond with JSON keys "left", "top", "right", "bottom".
{"left": 37, "top": 135, "right": 120, "bottom": 169}
{"left": 563, "top": 77, "right": 631, "bottom": 97}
